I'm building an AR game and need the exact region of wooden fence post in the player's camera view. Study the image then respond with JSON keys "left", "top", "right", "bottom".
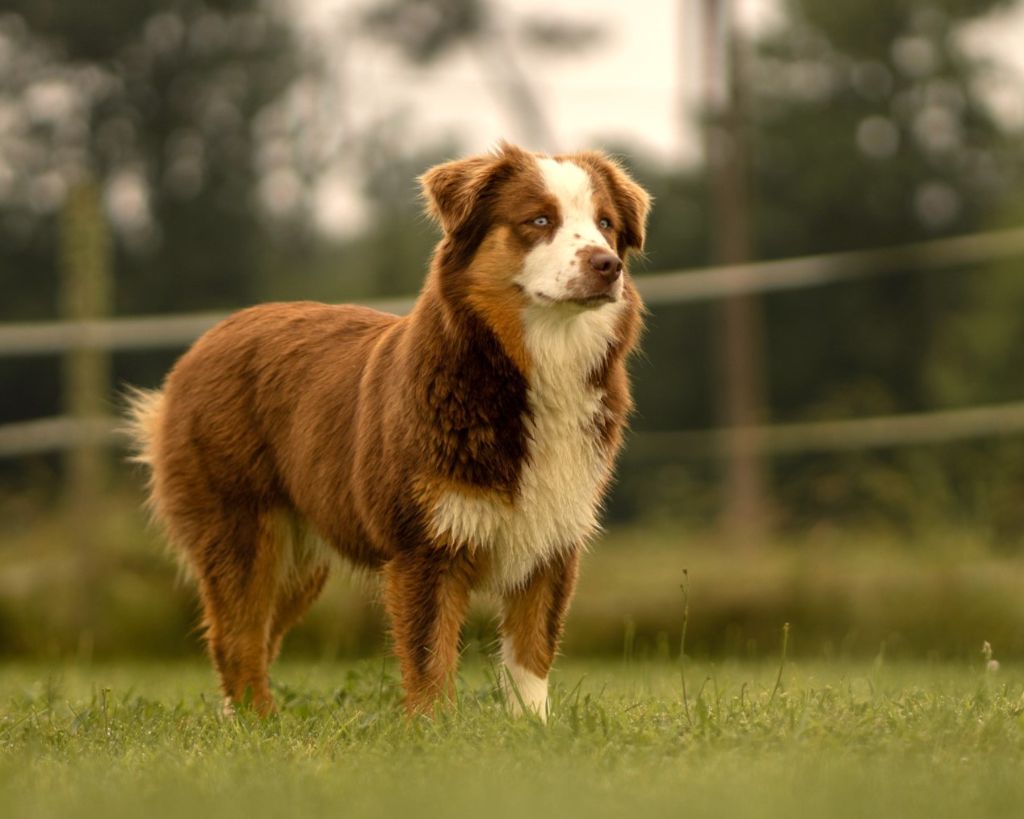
{"left": 702, "top": 0, "right": 770, "bottom": 546}
{"left": 59, "top": 175, "right": 113, "bottom": 656}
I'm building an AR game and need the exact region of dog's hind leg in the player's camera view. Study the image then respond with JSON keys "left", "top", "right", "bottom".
{"left": 197, "top": 510, "right": 286, "bottom": 716}
{"left": 267, "top": 562, "right": 330, "bottom": 665}
{"left": 262, "top": 515, "right": 332, "bottom": 665}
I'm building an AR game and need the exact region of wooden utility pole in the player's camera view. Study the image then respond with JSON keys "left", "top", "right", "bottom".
{"left": 701, "top": 0, "right": 770, "bottom": 545}
{"left": 59, "top": 175, "right": 114, "bottom": 652}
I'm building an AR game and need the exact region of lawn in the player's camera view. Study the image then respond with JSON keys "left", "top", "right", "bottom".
{"left": 2, "top": 657, "right": 1023, "bottom": 819}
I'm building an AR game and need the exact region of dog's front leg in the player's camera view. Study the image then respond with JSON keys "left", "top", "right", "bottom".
{"left": 383, "top": 550, "right": 474, "bottom": 715}
{"left": 499, "top": 549, "right": 581, "bottom": 722}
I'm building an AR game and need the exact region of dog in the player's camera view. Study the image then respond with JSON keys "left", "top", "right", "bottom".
{"left": 127, "top": 142, "right": 650, "bottom": 718}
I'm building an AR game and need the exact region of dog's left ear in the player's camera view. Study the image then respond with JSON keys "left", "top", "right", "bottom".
{"left": 420, "top": 143, "right": 530, "bottom": 236}
{"left": 574, "top": 152, "right": 652, "bottom": 256}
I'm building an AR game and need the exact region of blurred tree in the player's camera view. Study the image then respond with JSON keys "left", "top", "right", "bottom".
{"left": 363, "top": 0, "right": 606, "bottom": 152}
{"left": 259, "top": 121, "right": 459, "bottom": 304}
{"left": 742, "top": 0, "right": 1024, "bottom": 530}
{"left": 0, "top": 2, "right": 303, "bottom": 317}
{"left": 613, "top": 0, "right": 1024, "bottom": 531}
{"left": 751, "top": 0, "right": 1017, "bottom": 257}
{"left": 0, "top": 0, "right": 305, "bottom": 441}
{"left": 925, "top": 197, "right": 1024, "bottom": 540}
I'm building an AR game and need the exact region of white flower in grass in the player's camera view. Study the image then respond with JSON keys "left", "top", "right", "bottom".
{"left": 982, "top": 641, "right": 999, "bottom": 673}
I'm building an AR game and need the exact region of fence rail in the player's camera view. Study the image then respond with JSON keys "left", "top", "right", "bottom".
{"left": 7, "top": 399, "right": 1024, "bottom": 460}
{"left": 0, "top": 417, "right": 117, "bottom": 459}
{"left": 2, "top": 227, "right": 1024, "bottom": 357}
{"left": 2, "top": 226, "right": 1024, "bottom": 459}
{"left": 628, "top": 401, "right": 1024, "bottom": 459}
{"left": 635, "top": 225, "right": 1024, "bottom": 303}
{"left": 0, "top": 299, "right": 417, "bottom": 357}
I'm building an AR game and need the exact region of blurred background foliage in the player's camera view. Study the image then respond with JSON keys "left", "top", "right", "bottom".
{"left": 1, "top": 0, "right": 1024, "bottom": 658}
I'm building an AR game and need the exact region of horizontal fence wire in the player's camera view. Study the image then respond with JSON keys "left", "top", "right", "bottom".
{"left": 627, "top": 401, "right": 1024, "bottom": 459}
{"left": 7, "top": 400, "right": 1024, "bottom": 460}
{"left": 2, "top": 227, "right": 1024, "bottom": 458}
{"left": 633, "top": 225, "right": 1024, "bottom": 303}
{"left": 0, "top": 298, "right": 418, "bottom": 357}
{"left": 1, "top": 227, "right": 1023, "bottom": 357}
{"left": 0, "top": 417, "right": 118, "bottom": 458}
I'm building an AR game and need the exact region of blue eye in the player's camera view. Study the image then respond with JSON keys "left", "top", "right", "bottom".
{"left": 532, "top": 216, "right": 550, "bottom": 226}
{"left": 598, "top": 218, "right": 612, "bottom": 230}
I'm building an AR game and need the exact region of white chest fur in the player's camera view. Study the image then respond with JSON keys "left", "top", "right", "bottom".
{"left": 429, "top": 302, "right": 622, "bottom": 590}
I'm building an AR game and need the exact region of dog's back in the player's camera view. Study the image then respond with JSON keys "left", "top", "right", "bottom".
{"left": 129, "top": 301, "right": 399, "bottom": 566}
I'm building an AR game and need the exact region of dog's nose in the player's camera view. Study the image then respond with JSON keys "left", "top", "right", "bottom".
{"left": 589, "top": 251, "right": 623, "bottom": 282}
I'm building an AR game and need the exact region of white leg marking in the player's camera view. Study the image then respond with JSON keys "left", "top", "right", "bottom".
{"left": 501, "top": 636, "right": 549, "bottom": 722}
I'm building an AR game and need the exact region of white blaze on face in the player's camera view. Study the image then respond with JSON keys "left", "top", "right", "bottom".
{"left": 516, "top": 158, "right": 620, "bottom": 304}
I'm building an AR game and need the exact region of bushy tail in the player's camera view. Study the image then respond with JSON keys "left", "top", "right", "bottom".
{"left": 122, "top": 386, "right": 165, "bottom": 468}
{"left": 122, "top": 386, "right": 191, "bottom": 577}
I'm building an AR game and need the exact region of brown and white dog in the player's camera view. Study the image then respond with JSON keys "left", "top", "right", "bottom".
{"left": 128, "top": 142, "right": 650, "bottom": 719}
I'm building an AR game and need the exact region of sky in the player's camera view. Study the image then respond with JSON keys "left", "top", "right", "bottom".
{"left": 286, "top": 0, "right": 1024, "bottom": 237}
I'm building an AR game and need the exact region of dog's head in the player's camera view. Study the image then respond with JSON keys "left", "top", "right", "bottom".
{"left": 420, "top": 142, "right": 651, "bottom": 310}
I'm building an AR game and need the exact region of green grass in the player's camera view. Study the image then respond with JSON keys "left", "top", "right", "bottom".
{"left": 2, "top": 658, "right": 1023, "bottom": 819}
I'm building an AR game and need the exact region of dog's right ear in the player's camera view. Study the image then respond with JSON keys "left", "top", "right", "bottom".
{"left": 420, "top": 143, "right": 530, "bottom": 235}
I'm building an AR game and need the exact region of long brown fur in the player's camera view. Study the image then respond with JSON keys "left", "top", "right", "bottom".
{"left": 128, "top": 143, "right": 650, "bottom": 715}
